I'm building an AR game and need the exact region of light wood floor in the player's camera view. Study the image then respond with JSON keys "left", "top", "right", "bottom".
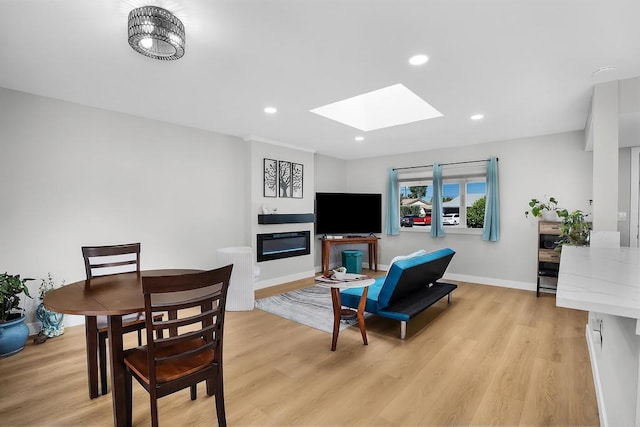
{"left": 0, "top": 272, "right": 599, "bottom": 426}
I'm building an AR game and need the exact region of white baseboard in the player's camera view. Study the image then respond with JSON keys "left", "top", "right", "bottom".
{"left": 441, "top": 272, "right": 536, "bottom": 292}
{"left": 28, "top": 314, "right": 85, "bottom": 334}
{"left": 257, "top": 265, "right": 537, "bottom": 294}
{"left": 585, "top": 323, "right": 608, "bottom": 427}
{"left": 347, "top": 264, "right": 537, "bottom": 293}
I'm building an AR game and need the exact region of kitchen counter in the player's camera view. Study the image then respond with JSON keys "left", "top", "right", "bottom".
{"left": 557, "top": 245, "right": 640, "bottom": 427}
{"left": 557, "top": 246, "right": 640, "bottom": 320}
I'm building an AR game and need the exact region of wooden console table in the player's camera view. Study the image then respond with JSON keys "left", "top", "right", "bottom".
{"left": 320, "top": 236, "right": 379, "bottom": 274}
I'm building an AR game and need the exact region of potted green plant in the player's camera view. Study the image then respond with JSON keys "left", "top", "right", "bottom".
{"left": 0, "top": 272, "right": 33, "bottom": 357}
{"left": 556, "top": 209, "right": 590, "bottom": 251}
{"left": 524, "top": 196, "right": 560, "bottom": 220}
{"left": 34, "top": 273, "right": 65, "bottom": 343}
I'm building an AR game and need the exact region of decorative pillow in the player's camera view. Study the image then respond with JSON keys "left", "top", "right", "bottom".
{"left": 387, "top": 249, "right": 428, "bottom": 274}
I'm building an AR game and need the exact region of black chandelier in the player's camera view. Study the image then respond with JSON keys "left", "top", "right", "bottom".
{"left": 128, "top": 6, "right": 185, "bottom": 60}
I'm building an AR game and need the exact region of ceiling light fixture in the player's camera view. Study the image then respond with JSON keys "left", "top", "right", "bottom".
{"left": 264, "top": 107, "right": 277, "bottom": 114}
{"left": 355, "top": 136, "right": 365, "bottom": 142}
{"left": 128, "top": 6, "right": 185, "bottom": 60}
{"left": 470, "top": 114, "right": 484, "bottom": 120}
{"left": 409, "top": 54, "right": 429, "bottom": 65}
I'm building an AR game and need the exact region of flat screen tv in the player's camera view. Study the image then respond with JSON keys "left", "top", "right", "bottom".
{"left": 315, "top": 192, "right": 382, "bottom": 235}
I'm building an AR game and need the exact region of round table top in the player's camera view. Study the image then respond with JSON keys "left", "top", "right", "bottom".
{"left": 43, "top": 269, "right": 200, "bottom": 316}
{"left": 315, "top": 274, "right": 376, "bottom": 290}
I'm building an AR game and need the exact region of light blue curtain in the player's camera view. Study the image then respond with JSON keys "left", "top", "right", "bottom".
{"left": 482, "top": 157, "right": 500, "bottom": 241}
{"left": 385, "top": 168, "right": 400, "bottom": 235}
{"left": 430, "top": 162, "right": 445, "bottom": 237}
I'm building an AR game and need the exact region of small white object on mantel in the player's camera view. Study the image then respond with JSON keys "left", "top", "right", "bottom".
{"left": 261, "top": 204, "right": 277, "bottom": 214}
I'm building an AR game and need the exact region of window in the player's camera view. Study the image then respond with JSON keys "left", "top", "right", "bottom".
{"left": 399, "top": 172, "right": 486, "bottom": 230}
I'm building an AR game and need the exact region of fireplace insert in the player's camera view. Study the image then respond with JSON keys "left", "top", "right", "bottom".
{"left": 257, "top": 231, "right": 311, "bottom": 262}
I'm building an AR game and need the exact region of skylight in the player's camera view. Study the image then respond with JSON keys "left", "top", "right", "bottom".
{"left": 310, "top": 84, "right": 443, "bottom": 132}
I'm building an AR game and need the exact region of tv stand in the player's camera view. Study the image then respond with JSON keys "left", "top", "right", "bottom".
{"left": 320, "top": 236, "right": 379, "bottom": 274}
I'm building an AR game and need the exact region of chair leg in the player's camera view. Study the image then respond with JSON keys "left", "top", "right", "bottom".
{"left": 150, "top": 391, "right": 159, "bottom": 427}
{"left": 137, "top": 329, "right": 142, "bottom": 346}
{"left": 85, "top": 316, "right": 99, "bottom": 399}
{"left": 190, "top": 384, "right": 197, "bottom": 401}
{"left": 99, "top": 333, "right": 108, "bottom": 395}
{"left": 214, "top": 376, "right": 226, "bottom": 427}
{"left": 124, "top": 369, "right": 133, "bottom": 427}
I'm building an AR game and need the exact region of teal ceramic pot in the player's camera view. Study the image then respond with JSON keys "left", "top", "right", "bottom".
{"left": 36, "top": 302, "right": 64, "bottom": 338}
{"left": 0, "top": 314, "right": 29, "bottom": 357}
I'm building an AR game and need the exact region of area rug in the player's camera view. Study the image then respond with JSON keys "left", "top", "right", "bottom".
{"left": 255, "top": 285, "right": 363, "bottom": 334}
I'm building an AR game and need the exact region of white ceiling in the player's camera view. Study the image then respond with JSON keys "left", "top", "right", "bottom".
{"left": 1, "top": 0, "right": 639, "bottom": 160}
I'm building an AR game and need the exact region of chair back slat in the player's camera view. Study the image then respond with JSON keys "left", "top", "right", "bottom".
{"left": 141, "top": 265, "right": 233, "bottom": 390}
{"left": 150, "top": 290, "right": 223, "bottom": 313}
{"left": 153, "top": 308, "right": 219, "bottom": 334}
{"left": 155, "top": 341, "right": 217, "bottom": 365}
{"left": 154, "top": 324, "right": 217, "bottom": 349}
{"left": 82, "top": 243, "right": 141, "bottom": 279}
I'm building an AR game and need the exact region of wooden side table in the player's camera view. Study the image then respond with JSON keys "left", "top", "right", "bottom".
{"left": 320, "top": 236, "right": 379, "bottom": 274}
{"left": 317, "top": 275, "right": 375, "bottom": 351}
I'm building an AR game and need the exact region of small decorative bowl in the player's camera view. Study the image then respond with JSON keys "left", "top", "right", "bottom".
{"left": 333, "top": 270, "right": 346, "bottom": 280}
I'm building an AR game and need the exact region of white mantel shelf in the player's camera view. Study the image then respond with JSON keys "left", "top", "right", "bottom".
{"left": 557, "top": 246, "right": 640, "bottom": 320}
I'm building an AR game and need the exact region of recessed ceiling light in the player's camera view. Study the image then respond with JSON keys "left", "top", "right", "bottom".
{"left": 409, "top": 54, "right": 429, "bottom": 66}
{"left": 310, "top": 84, "right": 443, "bottom": 132}
{"left": 355, "top": 136, "right": 364, "bottom": 142}
{"left": 470, "top": 114, "right": 484, "bottom": 120}
{"left": 264, "top": 107, "right": 277, "bottom": 114}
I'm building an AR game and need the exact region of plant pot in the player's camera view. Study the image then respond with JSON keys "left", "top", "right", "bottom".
{"left": 36, "top": 302, "right": 64, "bottom": 338}
{"left": 0, "top": 314, "right": 29, "bottom": 357}
{"left": 542, "top": 210, "right": 557, "bottom": 221}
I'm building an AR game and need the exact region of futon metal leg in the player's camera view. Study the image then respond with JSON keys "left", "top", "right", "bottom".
{"left": 400, "top": 321, "right": 407, "bottom": 340}
{"left": 448, "top": 293, "right": 452, "bottom": 304}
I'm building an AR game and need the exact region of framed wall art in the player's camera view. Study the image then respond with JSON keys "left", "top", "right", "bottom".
{"left": 278, "top": 160, "right": 292, "bottom": 198}
{"left": 263, "top": 158, "right": 277, "bottom": 197}
{"left": 292, "top": 163, "right": 303, "bottom": 198}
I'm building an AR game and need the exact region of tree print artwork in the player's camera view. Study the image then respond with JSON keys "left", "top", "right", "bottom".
{"left": 263, "top": 158, "right": 277, "bottom": 197}
{"left": 279, "top": 161, "right": 292, "bottom": 198}
{"left": 292, "top": 163, "right": 303, "bottom": 198}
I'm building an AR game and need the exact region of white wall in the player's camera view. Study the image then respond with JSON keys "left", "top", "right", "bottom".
{"left": 335, "top": 131, "right": 593, "bottom": 290}
{"left": 591, "top": 81, "right": 620, "bottom": 232}
{"left": 0, "top": 87, "right": 249, "bottom": 330}
{"left": 249, "top": 140, "right": 316, "bottom": 287}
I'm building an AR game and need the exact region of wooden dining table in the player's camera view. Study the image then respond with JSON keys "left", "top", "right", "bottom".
{"left": 43, "top": 269, "right": 200, "bottom": 427}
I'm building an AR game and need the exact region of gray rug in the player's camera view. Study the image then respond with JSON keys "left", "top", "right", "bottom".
{"left": 255, "top": 285, "right": 362, "bottom": 334}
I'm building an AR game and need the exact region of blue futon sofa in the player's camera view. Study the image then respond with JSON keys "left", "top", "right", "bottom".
{"left": 340, "top": 247, "right": 457, "bottom": 339}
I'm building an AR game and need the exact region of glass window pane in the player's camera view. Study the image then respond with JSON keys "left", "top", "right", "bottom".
{"left": 466, "top": 181, "right": 486, "bottom": 228}
{"left": 400, "top": 183, "right": 431, "bottom": 226}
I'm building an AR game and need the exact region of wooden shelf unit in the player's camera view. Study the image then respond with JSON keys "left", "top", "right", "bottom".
{"left": 537, "top": 221, "right": 561, "bottom": 296}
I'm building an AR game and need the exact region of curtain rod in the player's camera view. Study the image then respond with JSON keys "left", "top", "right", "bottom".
{"left": 393, "top": 158, "right": 498, "bottom": 171}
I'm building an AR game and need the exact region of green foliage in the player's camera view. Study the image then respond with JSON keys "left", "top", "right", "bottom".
{"left": 525, "top": 196, "right": 559, "bottom": 218}
{"left": 408, "top": 186, "right": 427, "bottom": 199}
{"left": 39, "top": 272, "right": 64, "bottom": 300}
{"left": 556, "top": 209, "right": 590, "bottom": 250}
{"left": 400, "top": 204, "right": 421, "bottom": 217}
{"left": 0, "top": 273, "right": 33, "bottom": 322}
{"left": 467, "top": 196, "right": 486, "bottom": 228}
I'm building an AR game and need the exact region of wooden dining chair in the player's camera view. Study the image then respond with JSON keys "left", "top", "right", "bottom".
{"left": 123, "top": 265, "right": 233, "bottom": 427}
{"left": 82, "top": 242, "right": 151, "bottom": 399}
